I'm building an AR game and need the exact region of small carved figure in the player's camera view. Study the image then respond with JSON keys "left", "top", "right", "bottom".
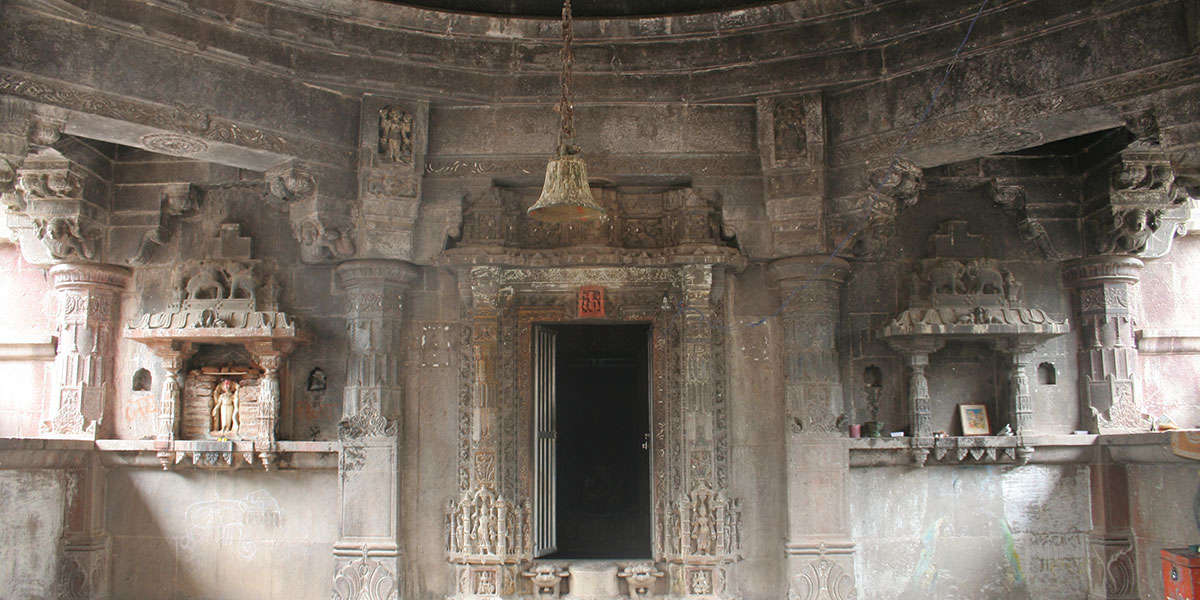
{"left": 379, "top": 106, "right": 414, "bottom": 163}
{"left": 211, "top": 379, "right": 240, "bottom": 433}
{"left": 261, "top": 275, "right": 282, "bottom": 309}
{"left": 1004, "top": 271, "right": 1022, "bottom": 303}
{"left": 186, "top": 268, "right": 226, "bottom": 300}
{"left": 36, "top": 217, "right": 94, "bottom": 260}
{"left": 999, "top": 423, "right": 1014, "bottom": 436}
{"left": 773, "top": 99, "right": 807, "bottom": 164}
{"left": 928, "top": 259, "right": 967, "bottom": 294}
{"left": 1100, "top": 208, "right": 1161, "bottom": 254}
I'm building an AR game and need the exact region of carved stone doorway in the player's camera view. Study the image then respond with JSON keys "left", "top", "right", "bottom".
{"left": 538, "top": 323, "right": 653, "bottom": 560}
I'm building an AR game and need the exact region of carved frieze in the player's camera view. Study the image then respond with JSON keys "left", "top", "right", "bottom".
{"left": 445, "top": 185, "right": 739, "bottom": 267}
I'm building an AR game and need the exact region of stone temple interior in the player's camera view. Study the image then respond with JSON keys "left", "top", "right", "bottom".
{"left": 3, "top": 0, "right": 1200, "bottom": 599}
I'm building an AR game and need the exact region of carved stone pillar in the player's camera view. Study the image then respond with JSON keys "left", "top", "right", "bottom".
{"left": 999, "top": 343, "right": 1036, "bottom": 434}
{"left": 767, "top": 256, "right": 857, "bottom": 600}
{"left": 151, "top": 343, "right": 195, "bottom": 467}
{"left": 331, "top": 259, "right": 418, "bottom": 600}
{"left": 1061, "top": 256, "right": 1144, "bottom": 433}
{"left": 43, "top": 263, "right": 130, "bottom": 437}
{"left": 249, "top": 343, "right": 289, "bottom": 469}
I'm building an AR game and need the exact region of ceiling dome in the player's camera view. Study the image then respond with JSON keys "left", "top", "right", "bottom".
{"left": 371, "top": 0, "right": 786, "bottom": 18}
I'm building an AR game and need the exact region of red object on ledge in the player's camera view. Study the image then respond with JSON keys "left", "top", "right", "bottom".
{"left": 1163, "top": 547, "right": 1200, "bottom": 600}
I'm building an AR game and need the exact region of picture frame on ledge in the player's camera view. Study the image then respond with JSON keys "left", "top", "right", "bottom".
{"left": 959, "top": 403, "right": 991, "bottom": 436}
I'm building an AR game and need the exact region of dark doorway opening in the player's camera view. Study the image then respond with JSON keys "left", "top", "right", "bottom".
{"left": 545, "top": 323, "right": 652, "bottom": 559}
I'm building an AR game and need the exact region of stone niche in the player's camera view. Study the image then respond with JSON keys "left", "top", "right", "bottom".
{"left": 881, "top": 233, "right": 1069, "bottom": 466}
{"left": 127, "top": 259, "right": 308, "bottom": 470}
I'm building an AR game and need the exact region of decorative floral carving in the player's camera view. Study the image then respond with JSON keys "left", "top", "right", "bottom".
{"left": 332, "top": 547, "right": 399, "bottom": 600}
{"left": 788, "top": 557, "right": 856, "bottom": 600}
{"left": 338, "top": 406, "right": 397, "bottom": 440}
{"left": 140, "top": 132, "right": 209, "bottom": 156}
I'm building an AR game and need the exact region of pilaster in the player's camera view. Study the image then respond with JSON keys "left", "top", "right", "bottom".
{"left": 1061, "top": 256, "right": 1144, "bottom": 433}
{"left": 331, "top": 259, "right": 419, "bottom": 600}
{"left": 43, "top": 263, "right": 130, "bottom": 438}
{"left": 58, "top": 452, "right": 111, "bottom": 600}
{"left": 767, "top": 255, "right": 857, "bottom": 600}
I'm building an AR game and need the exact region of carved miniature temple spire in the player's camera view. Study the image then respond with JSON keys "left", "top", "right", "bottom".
{"left": 43, "top": 263, "right": 131, "bottom": 437}
{"left": 1061, "top": 256, "right": 1144, "bottom": 433}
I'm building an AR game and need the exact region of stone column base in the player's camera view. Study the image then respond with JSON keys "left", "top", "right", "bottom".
{"left": 59, "top": 535, "right": 111, "bottom": 600}
{"left": 784, "top": 541, "right": 856, "bottom": 600}
{"left": 332, "top": 543, "right": 400, "bottom": 600}
{"left": 1087, "top": 534, "right": 1137, "bottom": 600}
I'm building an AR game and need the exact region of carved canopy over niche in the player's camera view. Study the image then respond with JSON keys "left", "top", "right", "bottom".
{"left": 443, "top": 185, "right": 742, "bottom": 268}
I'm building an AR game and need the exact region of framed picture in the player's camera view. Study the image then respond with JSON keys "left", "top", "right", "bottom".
{"left": 958, "top": 404, "right": 991, "bottom": 436}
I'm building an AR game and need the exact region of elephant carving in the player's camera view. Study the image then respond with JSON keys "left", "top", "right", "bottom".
{"left": 927, "top": 259, "right": 967, "bottom": 294}
{"left": 967, "top": 260, "right": 1005, "bottom": 294}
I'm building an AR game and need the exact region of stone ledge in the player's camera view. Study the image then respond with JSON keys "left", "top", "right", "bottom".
{"left": 848, "top": 431, "right": 1200, "bottom": 468}
{"left": 95, "top": 439, "right": 339, "bottom": 470}
{"left": 0, "top": 335, "right": 56, "bottom": 360}
{"left": 0, "top": 438, "right": 339, "bottom": 470}
{"left": 1136, "top": 328, "right": 1200, "bottom": 354}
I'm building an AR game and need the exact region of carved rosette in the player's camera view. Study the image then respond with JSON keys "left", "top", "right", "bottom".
{"left": 1062, "top": 256, "right": 1144, "bottom": 433}
{"left": 42, "top": 263, "right": 130, "bottom": 437}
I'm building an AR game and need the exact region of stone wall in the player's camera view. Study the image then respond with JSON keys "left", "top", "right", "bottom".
{"left": 106, "top": 469, "right": 338, "bottom": 599}
{"left": 850, "top": 464, "right": 1092, "bottom": 599}
{"left": 0, "top": 469, "right": 66, "bottom": 598}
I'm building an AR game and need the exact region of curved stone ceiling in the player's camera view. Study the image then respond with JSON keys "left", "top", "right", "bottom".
{"left": 372, "top": 0, "right": 784, "bottom": 18}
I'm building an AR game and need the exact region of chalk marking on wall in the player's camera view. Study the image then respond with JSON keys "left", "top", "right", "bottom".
{"left": 179, "top": 489, "right": 283, "bottom": 559}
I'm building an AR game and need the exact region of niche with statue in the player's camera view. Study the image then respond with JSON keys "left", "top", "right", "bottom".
{"left": 127, "top": 224, "right": 308, "bottom": 469}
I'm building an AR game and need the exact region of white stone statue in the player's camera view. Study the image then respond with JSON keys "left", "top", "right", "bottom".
{"left": 211, "top": 379, "right": 240, "bottom": 433}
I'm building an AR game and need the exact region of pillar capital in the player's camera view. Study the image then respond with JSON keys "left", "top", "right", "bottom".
{"left": 1061, "top": 255, "right": 1143, "bottom": 288}
{"left": 767, "top": 255, "right": 851, "bottom": 288}
{"left": 334, "top": 258, "right": 419, "bottom": 292}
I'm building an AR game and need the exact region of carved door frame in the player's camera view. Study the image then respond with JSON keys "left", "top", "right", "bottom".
{"left": 448, "top": 264, "right": 742, "bottom": 599}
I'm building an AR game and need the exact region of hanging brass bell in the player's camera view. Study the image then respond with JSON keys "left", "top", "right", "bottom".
{"left": 527, "top": 153, "right": 606, "bottom": 223}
